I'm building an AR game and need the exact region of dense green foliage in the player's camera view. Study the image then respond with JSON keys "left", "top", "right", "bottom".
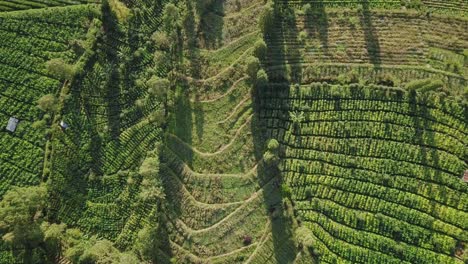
{"left": 0, "top": 0, "right": 467, "bottom": 263}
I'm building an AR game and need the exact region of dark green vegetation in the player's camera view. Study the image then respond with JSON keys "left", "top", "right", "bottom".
{"left": 0, "top": 0, "right": 467, "bottom": 263}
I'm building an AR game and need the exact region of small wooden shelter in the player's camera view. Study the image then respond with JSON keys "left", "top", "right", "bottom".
{"left": 6, "top": 117, "right": 19, "bottom": 132}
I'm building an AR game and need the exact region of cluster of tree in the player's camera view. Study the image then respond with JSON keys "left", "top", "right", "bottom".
{"left": 138, "top": 147, "right": 165, "bottom": 203}
{"left": 263, "top": 138, "right": 280, "bottom": 167}
{"left": 0, "top": 184, "right": 163, "bottom": 263}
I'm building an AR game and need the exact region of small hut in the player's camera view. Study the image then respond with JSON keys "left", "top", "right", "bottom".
{"left": 59, "top": 120, "right": 69, "bottom": 130}
{"left": 6, "top": 117, "right": 19, "bottom": 132}
{"left": 463, "top": 170, "right": 468, "bottom": 183}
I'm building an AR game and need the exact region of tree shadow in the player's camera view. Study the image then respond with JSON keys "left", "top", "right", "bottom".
{"left": 304, "top": 1, "right": 329, "bottom": 56}
{"left": 166, "top": 83, "right": 194, "bottom": 167}
{"left": 250, "top": 1, "right": 299, "bottom": 263}
{"left": 196, "top": 0, "right": 224, "bottom": 49}
{"left": 408, "top": 91, "right": 441, "bottom": 215}
{"left": 360, "top": 0, "right": 381, "bottom": 67}
{"left": 193, "top": 99, "right": 204, "bottom": 142}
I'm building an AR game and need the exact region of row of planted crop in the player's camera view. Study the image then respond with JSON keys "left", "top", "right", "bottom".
{"left": 282, "top": 157, "right": 468, "bottom": 210}
{"left": 299, "top": 209, "right": 462, "bottom": 264}
{"left": 263, "top": 116, "right": 466, "bottom": 160}
{"left": 261, "top": 84, "right": 466, "bottom": 121}
{"left": 0, "top": 0, "right": 92, "bottom": 12}
{"left": 287, "top": 170, "right": 468, "bottom": 231}
{"left": 298, "top": 197, "right": 457, "bottom": 255}
{"left": 285, "top": 171, "right": 467, "bottom": 239}
{"left": 260, "top": 106, "right": 466, "bottom": 143}
{"left": 268, "top": 63, "right": 468, "bottom": 91}
{"left": 281, "top": 131, "right": 465, "bottom": 172}
{"left": 282, "top": 142, "right": 464, "bottom": 189}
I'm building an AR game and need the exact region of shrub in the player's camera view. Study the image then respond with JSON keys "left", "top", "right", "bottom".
{"left": 243, "top": 235, "right": 252, "bottom": 245}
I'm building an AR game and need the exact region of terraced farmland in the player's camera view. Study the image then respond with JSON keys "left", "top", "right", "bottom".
{"left": 0, "top": 0, "right": 466, "bottom": 263}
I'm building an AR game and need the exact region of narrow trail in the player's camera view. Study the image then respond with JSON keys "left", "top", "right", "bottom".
{"left": 216, "top": 95, "right": 252, "bottom": 124}
{"left": 183, "top": 46, "right": 254, "bottom": 84}
{"left": 169, "top": 168, "right": 245, "bottom": 207}
{"left": 175, "top": 173, "right": 276, "bottom": 235}
{"left": 167, "top": 114, "right": 253, "bottom": 157}
{"left": 190, "top": 76, "right": 248, "bottom": 103}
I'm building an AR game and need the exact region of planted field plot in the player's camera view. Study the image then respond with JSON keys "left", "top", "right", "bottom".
{"left": 0, "top": 0, "right": 95, "bottom": 12}
{"left": 0, "top": 5, "right": 96, "bottom": 196}
{"left": 276, "top": 0, "right": 467, "bottom": 17}
{"left": 265, "top": 7, "right": 467, "bottom": 95}
{"left": 258, "top": 83, "right": 468, "bottom": 263}
{"left": 0, "top": 0, "right": 467, "bottom": 262}
{"left": 47, "top": 2, "right": 166, "bottom": 245}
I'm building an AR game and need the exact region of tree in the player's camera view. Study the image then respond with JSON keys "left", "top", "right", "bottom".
{"left": 106, "top": 0, "right": 131, "bottom": 23}
{"left": 267, "top": 139, "right": 279, "bottom": 152}
{"left": 259, "top": 5, "right": 274, "bottom": 37}
{"left": 37, "top": 94, "right": 58, "bottom": 112}
{"left": 253, "top": 40, "right": 267, "bottom": 60}
{"left": 296, "top": 226, "right": 316, "bottom": 250}
{"left": 146, "top": 77, "right": 170, "bottom": 99}
{"left": 263, "top": 138, "right": 280, "bottom": 167}
{"left": 151, "top": 31, "right": 170, "bottom": 51}
{"left": 256, "top": 69, "right": 268, "bottom": 88}
{"left": 0, "top": 185, "right": 48, "bottom": 247}
{"left": 263, "top": 150, "right": 279, "bottom": 166}
{"left": 246, "top": 56, "right": 260, "bottom": 80}
{"left": 162, "top": 3, "right": 180, "bottom": 33}
{"left": 134, "top": 226, "right": 160, "bottom": 261}
{"left": 41, "top": 222, "right": 67, "bottom": 261}
{"left": 290, "top": 110, "right": 305, "bottom": 132}
{"left": 139, "top": 153, "right": 165, "bottom": 202}
{"left": 302, "top": 4, "right": 312, "bottom": 16}
{"left": 78, "top": 239, "right": 121, "bottom": 264}
{"left": 46, "top": 58, "right": 75, "bottom": 80}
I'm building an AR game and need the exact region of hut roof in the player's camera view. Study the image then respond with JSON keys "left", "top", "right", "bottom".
{"left": 6, "top": 117, "right": 18, "bottom": 132}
